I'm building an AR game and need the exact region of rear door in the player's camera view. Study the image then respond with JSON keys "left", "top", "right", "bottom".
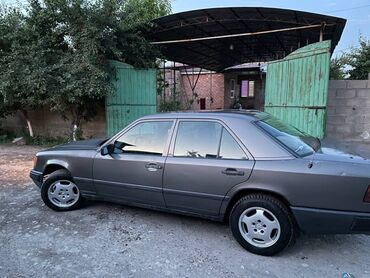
{"left": 264, "top": 40, "right": 331, "bottom": 138}
{"left": 163, "top": 120, "right": 255, "bottom": 216}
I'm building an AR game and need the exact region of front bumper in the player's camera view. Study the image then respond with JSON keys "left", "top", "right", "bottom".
{"left": 291, "top": 206, "right": 370, "bottom": 234}
{"left": 30, "top": 170, "right": 43, "bottom": 188}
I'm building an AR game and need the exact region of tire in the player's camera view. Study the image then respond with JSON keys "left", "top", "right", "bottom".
{"left": 229, "top": 194, "right": 294, "bottom": 256}
{"left": 41, "top": 169, "right": 82, "bottom": 211}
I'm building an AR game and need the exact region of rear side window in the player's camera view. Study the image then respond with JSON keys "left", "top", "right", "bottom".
{"left": 173, "top": 121, "right": 247, "bottom": 160}
{"left": 174, "top": 121, "right": 222, "bottom": 158}
{"left": 116, "top": 121, "right": 173, "bottom": 156}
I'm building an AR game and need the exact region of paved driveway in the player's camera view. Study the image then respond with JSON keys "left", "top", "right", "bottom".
{"left": 0, "top": 144, "right": 369, "bottom": 278}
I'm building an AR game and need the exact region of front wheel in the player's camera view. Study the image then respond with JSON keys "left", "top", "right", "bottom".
{"left": 229, "top": 194, "right": 295, "bottom": 256}
{"left": 41, "top": 169, "right": 82, "bottom": 211}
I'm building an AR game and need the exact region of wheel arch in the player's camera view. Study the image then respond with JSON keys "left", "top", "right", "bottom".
{"left": 223, "top": 188, "right": 292, "bottom": 222}
{"left": 43, "top": 160, "right": 70, "bottom": 176}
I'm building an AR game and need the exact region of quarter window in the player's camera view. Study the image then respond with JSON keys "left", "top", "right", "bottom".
{"left": 116, "top": 121, "right": 173, "bottom": 156}
{"left": 219, "top": 129, "right": 247, "bottom": 160}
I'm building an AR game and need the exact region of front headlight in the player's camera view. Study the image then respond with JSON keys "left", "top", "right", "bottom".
{"left": 32, "top": 156, "right": 38, "bottom": 168}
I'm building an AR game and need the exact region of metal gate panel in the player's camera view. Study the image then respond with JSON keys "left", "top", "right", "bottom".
{"left": 106, "top": 61, "right": 157, "bottom": 136}
{"left": 264, "top": 40, "right": 331, "bottom": 138}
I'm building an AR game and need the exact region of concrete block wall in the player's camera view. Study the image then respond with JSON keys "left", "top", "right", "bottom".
{"left": 327, "top": 79, "right": 370, "bottom": 143}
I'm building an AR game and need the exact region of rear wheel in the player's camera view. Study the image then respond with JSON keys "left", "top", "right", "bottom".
{"left": 229, "top": 194, "right": 294, "bottom": 256}
{"left": 41, "top": 169, "right": 82, "bottom": 211}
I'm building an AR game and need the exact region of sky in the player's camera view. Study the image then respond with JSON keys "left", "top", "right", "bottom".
{"left": 172, "top": 0, "right": 370, "bottom": 56}
{"left": 3, "top": 0, "right": 370, "bottom": 56}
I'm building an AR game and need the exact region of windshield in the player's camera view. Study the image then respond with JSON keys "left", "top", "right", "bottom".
{"left": 255, "top": 115, "right": 317, "bottom": 157}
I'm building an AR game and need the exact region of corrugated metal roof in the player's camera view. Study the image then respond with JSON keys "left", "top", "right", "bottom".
{"left": 148, "top": 7, "right": 346, "bottom": 71}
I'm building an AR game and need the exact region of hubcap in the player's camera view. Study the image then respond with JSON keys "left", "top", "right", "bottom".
{"left": 238, "top": 207, "right": 281, "bottom": 248}
{"left": 47, "top": 180, "right": 80, "bottom": 208}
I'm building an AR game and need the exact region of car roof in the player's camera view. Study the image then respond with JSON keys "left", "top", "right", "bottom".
{"left": 140, "top": 109, "right": 269, "bottom": 122}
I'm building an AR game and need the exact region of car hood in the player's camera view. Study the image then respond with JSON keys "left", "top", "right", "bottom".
{"left": 50, "top": 138, "right": 108, "bottom": 151}
{"left": 313, "top": 147, "right": 370, "bottom": 165}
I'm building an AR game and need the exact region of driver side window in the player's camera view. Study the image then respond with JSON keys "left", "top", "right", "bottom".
{"left": 115, "top": 121, "right": 173, "bottom": 156}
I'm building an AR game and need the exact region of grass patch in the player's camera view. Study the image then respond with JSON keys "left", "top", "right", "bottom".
{"left": 24, "top": 135, "right": 70, "bottom": 147}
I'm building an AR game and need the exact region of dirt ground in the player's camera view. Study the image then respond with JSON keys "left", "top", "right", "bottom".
{"left": 1, "top": 143, "right": 370, "bottom": 278}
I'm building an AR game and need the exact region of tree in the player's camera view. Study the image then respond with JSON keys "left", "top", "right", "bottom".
{"left": 329, "top": 55, "right": 348, "bottom": 80}
{"left": 347, "top": 36, "right": 370, "bottom": 80}
{"left": 0, "top": 0, "right": 171, "bottom": 140}
{"left": 0, "top": 5, "right": 51, "bottom": 137}
{"left": 122, "top": 0, "right": 171, "bottom": 29}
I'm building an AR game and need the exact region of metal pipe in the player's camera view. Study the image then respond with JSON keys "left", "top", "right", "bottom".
{"left": 151, "top": 24, "right": 334, "bottom": 45}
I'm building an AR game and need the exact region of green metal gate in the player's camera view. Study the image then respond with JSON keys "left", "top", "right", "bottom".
{"left": 264, "top": 40, "right": 331, "bottom": 138}
{"left": 106, "top": 61, "right": 157, "bottom": 137}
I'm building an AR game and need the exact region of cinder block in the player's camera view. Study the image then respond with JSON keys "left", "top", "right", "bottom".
{"left": 327, "top": 115, "right": 346, "bottom": 125}
{"left": 329, "top": 80, "right": 347, "bottom": 89}
{"left": 343, "top": 98, "right": 363, "bottom": 108}
{"left": 335, "top": 107, "right": 357, "bottom": 116}
{"left": 327, "top": 108, "right": 336, "bottom": 116}
{"left": 325, "top": 125, "right": 335, "bottom": 133}
{"left": 345, "top": 115, "right": 369, "bottom": 124}
{"left": 347, "top": 80, "right": 367, "bottom": 89}
{"left": 336, "top": 89, "right": 356, "bottom": 98}
{"left": 335, "top": 125, "right": 352, "bottom": 134}
{"left": 327, "top": 88, "right": 337, "bottom": 97}
{"left": 358, "top": 100, "right": 370, "bottom": 108}
{"left": 357, "top": 89, "right": 370, "bottom": 98}
{"left": 354, "top": 123, "right": 370, "bottom": 133}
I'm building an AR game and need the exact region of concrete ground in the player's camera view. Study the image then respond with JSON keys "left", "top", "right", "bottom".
{"left": 0, "top": 143, "right": 370, "bottom": 278}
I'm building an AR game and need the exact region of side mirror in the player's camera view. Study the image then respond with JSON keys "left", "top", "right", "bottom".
{"left": 101, "top": 143, "right": 115, "bottom": 156}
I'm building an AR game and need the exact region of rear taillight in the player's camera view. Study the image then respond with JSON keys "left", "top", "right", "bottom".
{"left": 364, "top": 186, "right": 370, "bottom": 203}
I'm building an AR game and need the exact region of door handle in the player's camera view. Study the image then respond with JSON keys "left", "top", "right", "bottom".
{"left": 222, "top": 168, "right": 245, "bottom": 176}
{"left": 145, "top": 163, "right": 163, "bottom": 172}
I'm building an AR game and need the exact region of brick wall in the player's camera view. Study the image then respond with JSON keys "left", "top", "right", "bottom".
{"left": 179, "top": 72, "right": 224, "bottom": 110}
{"left": 327, "top": 79, "right": 370, "bottom": 143}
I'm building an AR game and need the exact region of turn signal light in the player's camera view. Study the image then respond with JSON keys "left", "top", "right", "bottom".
{"left": 364, "top": 186, "right": 370, "bottom": 203}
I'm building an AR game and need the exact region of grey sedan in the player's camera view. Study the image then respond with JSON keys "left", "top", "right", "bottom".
{"left": 30, "top": 111, "right": 370, "bottom": 255}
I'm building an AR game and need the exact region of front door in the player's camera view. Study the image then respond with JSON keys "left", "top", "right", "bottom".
{"left": 163, "top": 120, "right": 255, "bottom": 216}
{"left": 264, "top": 40, "right": 331, "bottom": 138}
{"left": 93, "top": 120, "right": 174, "bottom": 206}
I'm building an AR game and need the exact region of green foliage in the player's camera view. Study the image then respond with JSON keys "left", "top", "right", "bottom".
{"left": 0, "top": 5, "right": 49, "bottom": 118}
{"left": 0, "top": 0, "right": 171, "bottom": 137}
{"left": 123, "top": 0, "right": 171, "bottom": 29}
{"left": 159, "top": 100, "right": 182, "bottom": 112}
{"left": 330, "top": 36, "right": 370, "bottom": 80}
{"left": 347, "top": 36, "right": 370, "bottom": 80}
{"left": 330, "top": 55, "right": 348, "bottom": 80}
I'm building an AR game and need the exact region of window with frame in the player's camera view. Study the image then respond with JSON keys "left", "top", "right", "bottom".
{"left": 173, "top": 121, "right": 247, "bottom": 160}
{"left": 241, "top": 80, "right": 255, "bottom": 98}
{"left": 230, "top": 79, "right": 235, "bottom": 98}
{"left": 115, "top": 121, "right": 173, "bottom": 156}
